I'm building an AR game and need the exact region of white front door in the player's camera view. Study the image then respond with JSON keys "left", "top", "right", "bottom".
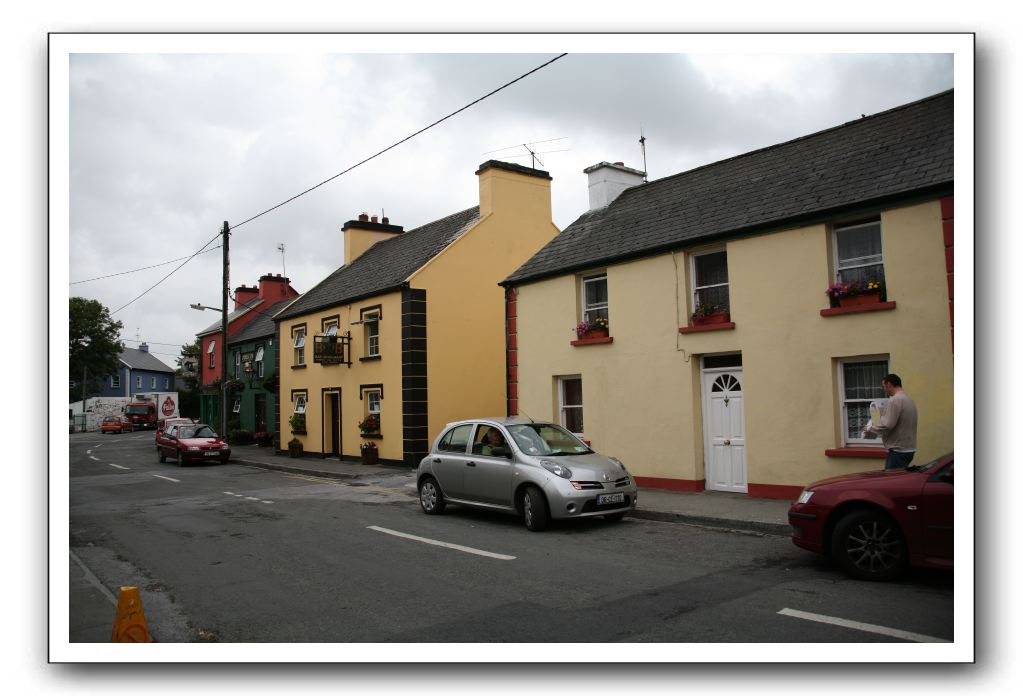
{"left": 702, "top": 368, "right": 747, "bottom": 493}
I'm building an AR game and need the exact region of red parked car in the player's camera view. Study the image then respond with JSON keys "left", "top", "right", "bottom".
{"left": 788, "top": 453, "right": 953, "bottom": 581}
{"left": 100, "top": 415, "right": 132, "bottom": 434}
{"left": 157, "top": 423, "right": 231, "bottom": 465}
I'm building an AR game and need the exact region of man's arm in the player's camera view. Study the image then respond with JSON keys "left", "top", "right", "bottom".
{"left": 869, "top": 397, "right": 903, "bottom": 436}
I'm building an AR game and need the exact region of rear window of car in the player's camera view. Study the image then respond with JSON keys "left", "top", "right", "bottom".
{"left": 437, "top": 424, "right": 473, "bottom": 453}
{"left": 103, "top": 417, "right": 118, "bottom": 423}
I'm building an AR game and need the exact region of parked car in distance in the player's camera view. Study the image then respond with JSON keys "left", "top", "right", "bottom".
{"left": 788, "top": 452, "right": 953, "bottom": 581}
{"left": 156, "top": 417, "right": 197, "bottom": 449}
{"left": 156, "top": 423, "right": 231, "bottom": 465}
{"left": 100, "top": 415, "right": 131, "bottom": 434}
{"left": 417, "top": 417, "right": 638, "bottom": 531}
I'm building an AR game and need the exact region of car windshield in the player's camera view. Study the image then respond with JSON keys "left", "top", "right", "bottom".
{"left": 125, "top": 405, "right": 149, "bottom": 415}
{"left": 103, "top": 417, "right": 118, "bottom": 423}
{"left": 179, "top": 426, "right": 217, "bottom": 439}
{"left": 506, "top": 423, "right": 592, "bottom": 456}
{"left": 906, "top": 453, "right": 953, "bottom": 474}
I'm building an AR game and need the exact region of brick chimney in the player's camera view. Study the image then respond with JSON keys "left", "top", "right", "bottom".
{"left": 583, "top": 161, "right": 645, "bottom": 210}
{"left": 234, "top": 284, "right": 259, "bottom": 309}
{"left": 138, "top": 342, "right": 149, "bottom": 353}
{"left": 343, "top": 214, "right": 403, "bottom": 265}
{"left": 258, "top": 273, "right": 300, "bottom": 303}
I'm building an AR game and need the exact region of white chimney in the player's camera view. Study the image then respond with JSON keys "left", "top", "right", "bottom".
{"left": 583, "top": 161, "right": 646, "bottom": 210}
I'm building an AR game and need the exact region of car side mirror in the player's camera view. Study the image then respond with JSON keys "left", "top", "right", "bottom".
{"left": 491, "top": 445, "right": 512, "bottom": 459}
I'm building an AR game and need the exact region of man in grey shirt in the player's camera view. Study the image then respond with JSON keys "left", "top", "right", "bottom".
{"left": 864, "top": 373, "right": 918, "bottom": 470}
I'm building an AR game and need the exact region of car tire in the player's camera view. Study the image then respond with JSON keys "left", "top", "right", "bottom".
{"left": 157, "top": 447, "right": 166, "bottom": 463}
{"left": 604, "top": 512, "right": 627, "bottom": 523}
{"left": 522, "top": 486, "right": 549, "bottom": 532}
{"left": 418, "top": 477, "right": 446, "bottom": 515}
{"left": 175, "top": 451, "right": 184, "bottom": 467}
{"left": 831, "top": 509, "right": 908, "bottom": 581}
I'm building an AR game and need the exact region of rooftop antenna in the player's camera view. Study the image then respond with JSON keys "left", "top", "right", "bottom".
{"left": 135, "top": 328, "right": 141, "bottom": 342}
{"left": 639, "top": 126, "right": 649, "bottom": 183}
{"left": 277, "top": 243, "right": 286, "bottom": 279}
{"left": 482, "top": 137, "right": 569, "bottom": 169}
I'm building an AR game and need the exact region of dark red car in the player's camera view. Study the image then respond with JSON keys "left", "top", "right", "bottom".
{"left": 155, "top": 417, "right": 196, "bottom": 449}
{"left": 157, "top": 423, "right": 231, "bottom": 465}
{"left": 788, "top": 453, "right": 953, "bottom": 581}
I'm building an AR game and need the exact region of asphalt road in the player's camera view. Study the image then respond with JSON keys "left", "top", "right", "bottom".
{"left": 69, "top": 433, "right": 954, "bottom": 643}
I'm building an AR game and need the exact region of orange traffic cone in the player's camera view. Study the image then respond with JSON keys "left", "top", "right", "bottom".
{"left": 111, "top": 586, "right": 152, "bottom": 642}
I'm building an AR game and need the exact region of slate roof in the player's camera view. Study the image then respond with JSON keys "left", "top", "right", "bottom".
{"left": 277, "top": 206, "right": 481, "bottom": 320}
{"left": 503, "top": 90, "right": 953, "bottom": 286}
{"left": 196, "top": 301, "right": 264, "bottom": 337}
{"left": 120, "top": 347, "right": 174, "bottom": 373}
{"left": 228, "top": 297, "right": 302, "bottom": 345}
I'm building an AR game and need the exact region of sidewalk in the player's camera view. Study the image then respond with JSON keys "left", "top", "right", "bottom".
{"left": 231, "top": 445, "right": 794, "bottom": 536}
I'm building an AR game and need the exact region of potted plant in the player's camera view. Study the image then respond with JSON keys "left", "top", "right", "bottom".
{"left": 358, "top": 415, "right": 380, "bottom": 436}
{"left": 289, "top": 413, "right": 306, "bottom": 434}
{"left": 826, "top": 279, "right": 884, "bottom": 308}
{"left": 360, "top": 441, "right": 379, "bottom": 465}
{"left": 573, "top": 316, "right": 610, "bottom": 339}
{"left": 287, "top": 437, "right": 303, "bottom": 458}
{"left": 691, "top": 303, "right": 730, "bottom": 326}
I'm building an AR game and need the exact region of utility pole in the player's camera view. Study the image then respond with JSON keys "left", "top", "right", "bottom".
{"left": 221, "top": 221, "right": 230, "bottom": 438}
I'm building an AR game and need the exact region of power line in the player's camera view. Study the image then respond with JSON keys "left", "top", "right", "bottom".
{"left": 230, "top": 53, "right": 569, "bottom": 231}
{"left": 110, "top": 231, "right": 222, "bottom": 316}
{"left": 121, "top": 339, "right": 187, "bottom": 348}
{"left": 71, "top": 246, "right": 222, "bottom": 285}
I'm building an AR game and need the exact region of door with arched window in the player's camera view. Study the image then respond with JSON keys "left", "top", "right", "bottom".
{"left": 701, "top": 358, "right": 747, "bottom": 493}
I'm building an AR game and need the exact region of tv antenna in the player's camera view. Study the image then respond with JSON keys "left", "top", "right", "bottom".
{"left": 277, "top": 243, "right": 286, "bottom": 278}
{"left": 483, "top": 137, "right": 570, "bottom": 169}
{"left": 639, "top": 125, "right": 649, "bottom": 183}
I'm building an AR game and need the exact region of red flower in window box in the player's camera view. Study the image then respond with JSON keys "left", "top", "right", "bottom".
{"left": 691, "top": 304, "right": 730, "bottom": 326}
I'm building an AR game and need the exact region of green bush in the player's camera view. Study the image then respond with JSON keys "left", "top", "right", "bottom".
{"left": 228, "top": 429, "right": 254, "bottom": 445}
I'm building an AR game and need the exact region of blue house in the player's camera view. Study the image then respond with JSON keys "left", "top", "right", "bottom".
{"left": 92, "top": 343, "right": 176, "bottom": 398}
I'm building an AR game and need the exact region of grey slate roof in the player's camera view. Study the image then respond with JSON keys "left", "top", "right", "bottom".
{"left": 504, "top": 90, "right": 953, "bottom": 286}
{"left": 120, "top": 347, "right": 174, "bottom": 373}
{"left": 196, "top": 301, "right": 264, "bottom": 337}
{"left": 228, "top": 297, "right": 302, "bottom": 345}
{"left": 277, "top": 206, "right": 481, "bottom": 320}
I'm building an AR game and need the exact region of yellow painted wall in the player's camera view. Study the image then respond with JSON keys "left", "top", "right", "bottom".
{"left": 412, "top": 165, "right": 559, "bottom": 440}
{"left": 278, "top": 292, "right": 404, "bottom": 461}
{"left": 514, "top": 199, "right": 954, "bottom": 490}
{"left": 345, "top": 228, "right": 402, "bottom": 266}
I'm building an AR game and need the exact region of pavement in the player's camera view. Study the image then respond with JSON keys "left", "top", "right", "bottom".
{"left": 69, "top": 440, "right": 795, "bottom": 643}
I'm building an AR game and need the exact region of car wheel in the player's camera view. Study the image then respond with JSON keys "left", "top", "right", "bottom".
{"left": 522, "top": 486, "right": 549, "bottom": 532}
{"left": 175, "top": 450, "right": 184, "bottom": 467}
{"left": 604, "top": 512, "right": 627, "bottom": 523}
{"left": 418, "top": 477, "right": 445, "bottom": 515}
{"left": 157, "top": 447, "right": 166, "bottom": 463}
{"left": 831, "top": 509, "right": 908, "bottom": 581}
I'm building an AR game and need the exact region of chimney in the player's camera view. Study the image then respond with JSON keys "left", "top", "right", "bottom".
{"left": 259, "top": 273, "right": 299, "bottom": 302}
{"left": 343, "top": 213, "right": 403, "bottom": 265}
{"left": 235, "top": 284, "right": 259, "bottom": 309}
{"left": 583, "top": 161, "right": 646, "bottom": 210}
{"left": 138, "top": 342, "right": 149, "bottom": 353}
{"left": 476, "top": 160, "right": 552, "bottom": 220}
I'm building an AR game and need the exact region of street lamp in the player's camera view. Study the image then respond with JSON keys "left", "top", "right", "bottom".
{"left": 191, "top": 301, "right": 228, "bottom": 437}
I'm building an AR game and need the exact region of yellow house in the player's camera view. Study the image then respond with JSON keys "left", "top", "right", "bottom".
{"left": 275, "top": 161, "right": 559, "bottom": 466}
{"left": 502, "top": 90, "right": 954, "bottom": 499}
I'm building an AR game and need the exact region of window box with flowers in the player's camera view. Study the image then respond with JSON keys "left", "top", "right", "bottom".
{"left": 822, "top": 279, "right": 896, "bottom": 316}
{"left": 288, "top": 413, "right": 307, "bottom": 435}
{"left": 360, "top": 441, "right": 379, "bottom": 465}
{"left": 691, "top": 303, "right": 731, "bottom": 326}
{"left": 571, "top": 316, "right": 613, "bottom": 346}
{"left": 358, "top": 415, "right": 381, "bottom": 438}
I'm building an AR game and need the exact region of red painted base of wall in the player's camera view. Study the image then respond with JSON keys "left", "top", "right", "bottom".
{"left": 747, "top": 483, "right": 803, "bottom": 500}
{"left": 634, "top": 476, "right": 705, "bottom": 492}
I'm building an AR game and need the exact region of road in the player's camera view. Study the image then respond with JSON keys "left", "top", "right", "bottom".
{"left": 68, "top": 433, "right": 954, "bottom": 643}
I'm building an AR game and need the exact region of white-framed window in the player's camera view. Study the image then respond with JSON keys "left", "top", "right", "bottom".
{"left": 111, "top": 374, "right": 120, "bottom": 389}
{"left": 558, "top": 375, "right": 584, "bottom": 435}
{"left": 293, "top": 329, "right": 306, "bottom": 366}
{"left": 255, "top": 345, "right": 264, "bottom": 378}
{"left": 232, "top": 397, "right": 241, "bottom": 413}
{"left": 293, "top": 394, "right": 307, "bottom": 414}
{"left": 838, "top": 356, "right": 889, "bottom": 447}
{"left": 164, "top": 377, "right": 169, "bottom": 389}
{"left": 208, "top": 340, "right": 216, "bottom": 369}
{"left": 366, "top": 315, "right": 380, "bottom": 357}
{"left": 367, "top": 390, "right": 381, "bottom": 419}
{"left": 324, "top": 322, "right": 338, "bottom": 337}
{"left": 834, "top": 218, "right": 885, "bottom": 286}
{"left": 150, "top": 376, "right": 156, "bottom": 389}
{"left": 135, "top": 376, "right": 142, "bottom": 389}
{"left": 692, "top": 249, "right": 729, "bottom": 313}
{"left": 581, "top": 273, "right": 608, "bottom": 324}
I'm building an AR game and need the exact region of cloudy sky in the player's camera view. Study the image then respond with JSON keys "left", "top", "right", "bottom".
{"left": 64, "top": 37, "right": 955, "bottom": 370}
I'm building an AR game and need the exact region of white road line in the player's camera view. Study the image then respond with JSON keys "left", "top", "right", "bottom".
{"left": 88, "top": 456, "right": 100, "bottom": 461}
{"left": 262, "top": 500, "right": 274, "bottom": 504}
{"left": 244, "top": 496, "right": 260, "bottom": 501}
{"left": 778, "top": 608, "right": 950, "bottom": 643}
{"left": 108, "top": 464, "right": 130, "bottom": 470}
{"left": 368, "top": 526, "right": 516, "bottom": 560}
{"left": 93, "top": 444, "right": 102, "bottom": 449}
{"left": 86, "top": 450, "right": 92, "bottom": 455}
{"left": 153, "top": 474, "right": 180, "bottom": 483}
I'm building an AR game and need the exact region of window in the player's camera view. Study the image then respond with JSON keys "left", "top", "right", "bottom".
{"left": 324, "top": 323, "right": 338, "bottom": 337}
{"left": 559, "top": 376, "right": 584, "bottom": 435}
{"left": 581, "top": 274, "right": 608, "bottom": 324}
{"left": 834, "top": 219, "right": 885, "bottom": 286}
{"left": 367, "top": 390, "right": 381, "bottom": 420}
{"left": 232, "top": 397, "right": 241, "bottom": 413}
{"left": 255, "top": 346, "right": 264, "bottom": 378}
{"left": 136, "top": 376, "right": 142, "bottom": 389}
{"left": 111, "top": 374, "right": 120, "bottom": 389}
{"left": 164, "top": 378, "right": 169, "bottom": 389}
{"left": 235, "top": 350, "right": 241, "bottom": 376}
{"left": 438, "top": 424, "right": 473, "bottom": 453}
{"left": 692, "top": 249, "right": 729, "bottom": 313}
{"left": 839, "top": 357, "right": 889, "bottom": 446}
{"left": 293, "top": 394, "right": 307, "bottom": 414}
{"left": 293, "top": 329, "right": 306, "bottom": 366}
{"left": 150, "top": 377, "right": 156, "bottom": 389}
{"left": 208, "top": 340, "right": 216, "bottom": 369}
{"left": 365, "top": 314, "right": 380, "bottom": 357}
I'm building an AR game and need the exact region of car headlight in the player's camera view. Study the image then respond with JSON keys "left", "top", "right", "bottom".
{"left": 187, "top": 446, "right": 201, "bottom": 452}
{"left": 541, "top": 460, "right": 572, "bottom": 479}
{"left": 796, "top": 489, "right": 814, "bottom": 505}
{"left": 609, "top": 456, "right": 628, "bottom": 473}
{"left": 220, "top": 444, "right": 230, "bottom": 450}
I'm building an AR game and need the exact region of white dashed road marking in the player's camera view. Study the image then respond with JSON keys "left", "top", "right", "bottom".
{"left": 368, "top": 526, "right": 516, "bottom": 560}
{"left": 88, "top": 456, "right": 100, "bottom": 461}
{"left": 224, "top": 492, "right": 273, "bottom": 504}
{"left": 108, "top": 464, "right": 130, "bottom": 470}
{"left": 777, "top": 608, "right": 950, "bottom": 643}
{"left": 153, "top": 474, "right": 180, "bottom": 483}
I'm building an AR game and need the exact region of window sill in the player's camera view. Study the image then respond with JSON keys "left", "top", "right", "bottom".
{"left": 824, "top": 447, "right": 886, "bottom": 459}
{"left": 359, "top": 355, "right": 382, "bottom": 362}
{"left": 570, "top": 336, "right": 614, "bottom": 347}
{"left": 679, "top": 322, "right": 736, "bottom": 334}
{"left": 360, "top": 433, "right": 383, "bottom": 440}
{"left": 820, "top": 301, "right": 896, "bottom": 317}
{"left": 291, "top": 364, "right": 307, "bottom": 370}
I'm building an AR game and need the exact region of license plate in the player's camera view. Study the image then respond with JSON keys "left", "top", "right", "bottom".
{"left": 204, "top": 451, "right": 220, "bottom": 457}
{"left": 597, "top": 493, "right": 625, "bottom": 505}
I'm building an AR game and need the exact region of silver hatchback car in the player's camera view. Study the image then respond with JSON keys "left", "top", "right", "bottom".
{"left": 417, "top": 417, "right": 638, "bottom": 531}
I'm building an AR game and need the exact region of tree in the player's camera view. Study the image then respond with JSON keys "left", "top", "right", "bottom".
{"left": 175, "top": 339, "right": 201, "bottom": 418}
{"left": 69, "top": 297, "right": 125, "bottom": 403}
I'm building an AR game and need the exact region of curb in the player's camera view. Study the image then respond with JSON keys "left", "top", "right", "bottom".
{"left": 232, "top": 458, "right": 362, "bottom": 481}
{"left": 629, "top": 509, "right": 792, "bottom": 536}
